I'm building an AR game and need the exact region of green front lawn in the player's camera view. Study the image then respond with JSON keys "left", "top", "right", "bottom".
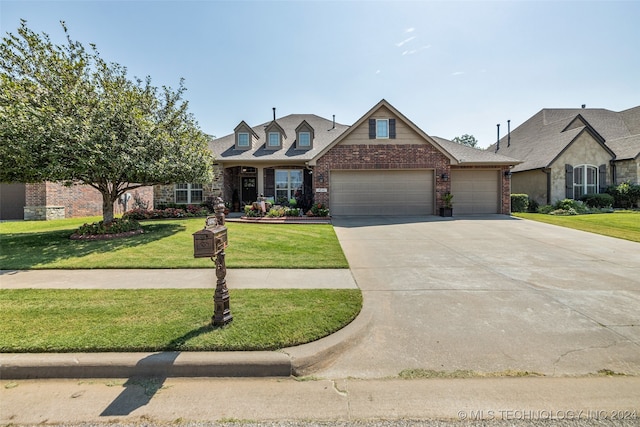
{"left": 0, "top": 288, "right": 362, "bottom": 352}
{"left": 513, "top": 211, "right": 640, "bottom": 243}
{"left": 0, "top": 218, "right": 348, "bottom": 269}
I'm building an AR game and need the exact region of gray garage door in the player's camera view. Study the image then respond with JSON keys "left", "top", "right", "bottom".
{"left": 330, "top": 170, "right": 434, "bottom": 215}
{"left": 450, "top": 170, "right": 500, "bottom": 215}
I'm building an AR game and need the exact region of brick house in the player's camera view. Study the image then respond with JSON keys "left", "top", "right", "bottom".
{"left": 0, "top": 182, "right": 154, "bottom": 220}
{"left": 486, "top": 106, "right": 640, "bottom": 205}
{"left": 179, "top": 99, "right": 519, "bottom": 216}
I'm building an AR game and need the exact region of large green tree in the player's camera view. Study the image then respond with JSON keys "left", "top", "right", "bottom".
{"left": 0, "top": 20, "right": 213, "bottom": 222}
{"left": 452, "top": 134, "right": 478, "bottom": 148}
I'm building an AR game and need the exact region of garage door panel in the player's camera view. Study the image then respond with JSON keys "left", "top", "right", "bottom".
{"left": 331, "top": 170, "right": 434, "bottom": 216}
{"left": 451, "top": 170, "right": 499, "bottom": 215}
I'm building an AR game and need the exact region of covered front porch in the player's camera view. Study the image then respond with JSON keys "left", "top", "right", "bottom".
{"left": 221, "top": 164, "right": 314, "bottom": 213}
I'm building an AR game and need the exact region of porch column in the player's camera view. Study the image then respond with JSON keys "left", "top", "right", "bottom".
{"left": 257, "top": 166, "right": 265, "bottom": 196}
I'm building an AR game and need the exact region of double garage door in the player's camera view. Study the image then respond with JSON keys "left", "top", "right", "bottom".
{"left": 329, "top": 169, "right": 500, "bottom": 216}
{"left": 330, "top": 170, "right": 434, "bottom": 216}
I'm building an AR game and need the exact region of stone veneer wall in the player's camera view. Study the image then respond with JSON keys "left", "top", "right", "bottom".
{"left": 154, "top": 164, "right": 224, "bottom": 207}
{"left": 24, "top": 182, "right": 154, "bottom": 220}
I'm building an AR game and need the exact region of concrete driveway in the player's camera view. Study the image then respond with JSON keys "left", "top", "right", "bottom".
{"left": 317, "top": 215, "right": 640, "bottom": 379}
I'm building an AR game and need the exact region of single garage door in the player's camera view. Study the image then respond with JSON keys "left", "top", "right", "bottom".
{"left": 330, "top": 170, "right": 434, "bottom": 215}
{"left": 450, "top": 170, "right": 500, "bottom": 215}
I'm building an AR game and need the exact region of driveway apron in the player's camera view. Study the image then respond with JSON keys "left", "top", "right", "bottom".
{"left": 319, "top": 215, "right": 640, "bottom": 379}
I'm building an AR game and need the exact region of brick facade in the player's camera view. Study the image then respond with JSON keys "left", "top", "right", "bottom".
{"left": 314, "top": 144, "right": 453, "bottom": 209}
{"left": 24, "top": 182, "right": 154, "bottom": 220}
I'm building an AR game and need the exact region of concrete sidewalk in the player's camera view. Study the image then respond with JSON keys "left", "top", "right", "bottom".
{"left": 0, "top": 268, "right": 357, "bottom": 289}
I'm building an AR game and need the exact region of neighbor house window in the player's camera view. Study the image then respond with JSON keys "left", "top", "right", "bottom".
{"left": 268, "top": 132, "right": 280, "bottom": 147}
{"left": 298, "top": 131, "right": 311, "bottom": 147}
{"left": 175, "top": 183, "right": 203, "bottom": 204}
{"left": 573, "top": 165, "right": 598, "bottom": 199}
{"left": 237, "top": 132, "right": 250, "bottom": 147}
{"left": 275, "top": 170, "right": 303, "bottom": 204}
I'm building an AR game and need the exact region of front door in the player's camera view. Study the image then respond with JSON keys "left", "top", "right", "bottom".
{"left": 242, "top": 177, "right": 257, "bottom": 204}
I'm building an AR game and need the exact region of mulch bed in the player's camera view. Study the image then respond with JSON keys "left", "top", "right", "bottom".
{"left": 69, "top": 229, "right": 144, "bottom": 241}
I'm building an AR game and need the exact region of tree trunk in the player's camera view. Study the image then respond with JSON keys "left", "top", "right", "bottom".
{"left": 102, "top": 191, "right": 116, "bottom": 223}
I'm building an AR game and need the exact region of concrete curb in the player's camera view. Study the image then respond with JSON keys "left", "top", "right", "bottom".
{"left": 284, "top": 297, "right": 373, "bottom": 376}
{"left": 0, "top": 351, "right": 292, "bottom": 379}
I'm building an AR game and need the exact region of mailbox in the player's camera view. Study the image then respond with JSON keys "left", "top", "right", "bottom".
{"left": 193, "top": 217, "right": 227, "bottom": 258}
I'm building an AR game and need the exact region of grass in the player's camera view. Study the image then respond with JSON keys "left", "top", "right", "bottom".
{"left": 0, "top": 217, "right": 349, "bottom": 269}
{"left": 512, "top": 211, "right": 640, "bottom": 243}
{"left": 0, "top": 288, "right": 362, "bottom": 352}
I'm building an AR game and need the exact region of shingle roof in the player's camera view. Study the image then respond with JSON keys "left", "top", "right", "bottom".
{"left": 486, "top": 106, "right": 640, "bottom": 172}
{"left": 431, "top": 136, "right": 520, "bottom": 165}
{"left": 209, "top": 114, "right": 350, "bottom": 162}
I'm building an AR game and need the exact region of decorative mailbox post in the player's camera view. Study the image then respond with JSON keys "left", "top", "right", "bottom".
{"left": 193, "top": 197, "right": 233, "bottom": 326}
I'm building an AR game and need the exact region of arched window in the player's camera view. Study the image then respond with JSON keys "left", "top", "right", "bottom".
{"left": 573, "top": 165, "right": 598, "bottom": 199}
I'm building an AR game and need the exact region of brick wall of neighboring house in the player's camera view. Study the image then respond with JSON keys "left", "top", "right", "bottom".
{"left": 314, "top": 144, "right": 452, "bottom": 208}
{"left": 24, "top": 182, "right": 154, "bottom": 220}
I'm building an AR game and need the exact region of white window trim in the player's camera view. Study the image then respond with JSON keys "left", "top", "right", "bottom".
{"left": 175, "top": 183, "right": 203, "bottom": 204}
{"left": 376, "top": 119, "right": 389, "bottom": 139}
{"left": 275, "top": 169, "right": 303, "bottom": 202}
{"left": 237, "top": 132, "right": 250, "bottom": 147}
{"left": 573, "top": 164, "right": 598, "bottom": 199}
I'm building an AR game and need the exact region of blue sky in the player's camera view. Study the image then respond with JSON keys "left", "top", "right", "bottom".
{"left": 2, "top": 0, "right": 639, "bottom": 147}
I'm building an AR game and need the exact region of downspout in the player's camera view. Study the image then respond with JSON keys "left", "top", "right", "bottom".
{"left": 543, "top": 168, "right": 551, "bottom": 205}
{"left": 610, "top": 160, "right": 616, "bottom": 185}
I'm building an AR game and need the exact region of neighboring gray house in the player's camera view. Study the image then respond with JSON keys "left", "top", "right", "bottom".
{"left": 196, "top": 99, "right": 519, "bottom": 215}
{"left": 487, "top": 106, "right": 640, "bottom": 205}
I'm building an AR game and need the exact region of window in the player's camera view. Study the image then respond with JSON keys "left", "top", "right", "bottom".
{"left": 237, "top": 132, "right": 250, "bottom": 147}
{"left": 298, "top": 131, "right": 311, "bottom": 147}
{"left": 376, "top": 119, "right": 389, "bottom": 139}
{"left": 573, "top": 165, "right": 598, "bottom": 199}
{"left": 369, "top": 118, "right": 396, "bottom": 139}
{"left": 275, "top": 170, "right": 303, "bottom": 204}
{"left": 268, "top": 132, "right": 280, "bottom": 147}
{"left": 175, "top": 183, "right": 203, "bottom": 204}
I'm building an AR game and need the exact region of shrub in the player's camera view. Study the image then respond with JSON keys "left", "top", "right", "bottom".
{"left": 580, "top": 193, "right": 614, "bottom": 208}
{"left": 553, "top": 199, "right": 587, "bottom": 214}
{"left": 606, "top": 182, "right": 640, "bottom": 208}
{"left": 527, "top": 197, "right": 539, "bottom": 213}
{"left": 123, "top": 206, "right": 208, "bottom": 220}
{"left": 285, "top": 208, "right": 300, "bottom": 217}
{"left": 550, "top": 208, "right": 578, "bottom": 216}
{"left": 308, "top": 203, "right": 329, "bottom": 217}
{"left": 511, "top": 194, "right": 529, "bottom": 212}
{"left": 537, "top": 204, "right": 554, "bottom": 214}
{"left": 267, "top": 207, "right": 285, "bottom": 218}
{"left": 75, "top": 218, "right": 141, "bottom": 236}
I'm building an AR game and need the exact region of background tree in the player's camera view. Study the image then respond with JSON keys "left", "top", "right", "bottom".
{"left": 0, "top": 20, "right": 213, "bottom": 222}
{"left": 452, "top": 134, "right": 478, "bottom": 148}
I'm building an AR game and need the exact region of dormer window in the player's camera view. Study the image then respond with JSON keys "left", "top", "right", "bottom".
{"left": 295, "top": 120, "right": 314, "bottom": 150}
{"left": 268, "top": 132, "right": 280, "bottom": 147}
{"left": 299, "top": 132, "right": 311, "bottom": 147}
{"left": 238, "top": 132, "right": 250, "bottom": 148}
{"left": 264, "top": 121, "right": 286, "bottom": 150}
{"left": 234, "top": 120, "right": 257, "bottom": 150}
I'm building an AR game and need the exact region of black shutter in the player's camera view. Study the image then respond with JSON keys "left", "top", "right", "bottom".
{"left": 599, "top": 164, "right": 607, "bottom": 192}
{"left": 389, "top": 119, "right": 396, "bottom": 139}
{"left": 565, "top": 164, "right": 574, "bottom": 199}
{"left": 368, "top": 119, "right": 376, "bottom": 139}
{"left": 264, "top": 168, "right": 275, "bottom": 198}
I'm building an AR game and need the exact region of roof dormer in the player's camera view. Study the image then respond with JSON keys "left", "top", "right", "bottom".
{"left": 234, "top": 121, "right": 258, "bottom": 151}
{"left": 264, "top": 121, "right": 286, "bottom": 151}
{"left": 295, "top": 120, "right": 314, "bottom": 150}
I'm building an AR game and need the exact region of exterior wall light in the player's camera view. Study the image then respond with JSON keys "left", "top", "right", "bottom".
{"left": 441, "top": 173, "right": 449, "bottom": 182}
